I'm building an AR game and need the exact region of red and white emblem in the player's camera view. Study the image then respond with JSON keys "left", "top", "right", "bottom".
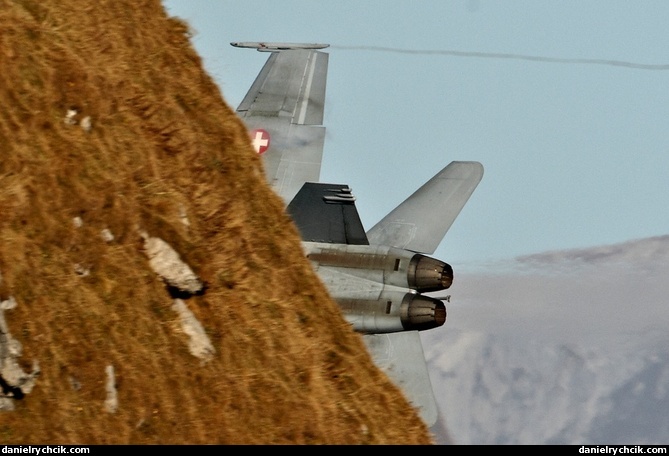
{"left": 250, "top": 129, "right": 270, "bottom": 155}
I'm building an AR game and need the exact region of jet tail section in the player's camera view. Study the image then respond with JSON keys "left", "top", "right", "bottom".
{"left": 234, "top": 43, "right": 484, "bottom": 431}
{"left": 366, "top": 161, "right": 483, "bottom": 255}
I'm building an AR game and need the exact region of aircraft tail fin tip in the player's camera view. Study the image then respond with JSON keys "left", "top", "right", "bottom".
{"left": 231, "top": 42, "right": 330, "bottom": 51}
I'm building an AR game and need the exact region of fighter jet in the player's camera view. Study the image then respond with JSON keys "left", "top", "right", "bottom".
{"left": 232, "top": 42, "right": 483, "bottom": 427}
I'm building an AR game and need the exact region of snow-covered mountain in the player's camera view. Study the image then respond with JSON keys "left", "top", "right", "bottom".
{"left": 423, "top": 236, "right": 669, "bottom": 445}
{"left": 424, "top": 329, "right": 669, "bottom": 445}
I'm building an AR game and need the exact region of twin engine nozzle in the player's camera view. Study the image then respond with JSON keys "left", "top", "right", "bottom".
{"left": 401, "top": 293, "right": 446, "bottom": 331}
{"left": 338, "top": 291, "right": 446, "bottom": 333}
{"left": 408, "top": 254, "right": 453, "bottom": 292}
{"left": 304, "top": 242, "right": 453, "bottom": 334}
{"left": 306, "top": 244, "right": 453, "bottom": 293}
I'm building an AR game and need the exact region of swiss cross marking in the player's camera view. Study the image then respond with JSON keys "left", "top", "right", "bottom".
{"left": 250, "top": 129, "right": 270, "bottom": 154}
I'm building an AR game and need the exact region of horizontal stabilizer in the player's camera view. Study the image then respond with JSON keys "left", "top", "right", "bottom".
{"left": 231, "top": 42, "right": 330, "bottom": 52}
{"left": 363, "top": 331, "right": 439, "bottom": 427}
{"left": 366, "top": 161, "right": 483, "bottom": 254}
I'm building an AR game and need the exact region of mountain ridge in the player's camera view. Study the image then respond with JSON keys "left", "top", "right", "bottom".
{"left": 425, "top": 328, "right": 669, "bottom": 445}
{"left": 0, "top": 0, "right": 432, "bottom": 444}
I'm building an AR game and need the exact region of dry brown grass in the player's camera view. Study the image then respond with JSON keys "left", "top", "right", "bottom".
{"left": 0, "top": 0, "right": 433, "bottom": 444}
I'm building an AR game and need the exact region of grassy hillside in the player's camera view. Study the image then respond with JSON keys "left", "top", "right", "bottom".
{"left": 0, "top": 0, "right": 433, "bottom": 444}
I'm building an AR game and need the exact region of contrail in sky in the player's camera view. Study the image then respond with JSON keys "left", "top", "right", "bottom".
{"left": 331, "top": 45, "right": 669, "bottom": 70}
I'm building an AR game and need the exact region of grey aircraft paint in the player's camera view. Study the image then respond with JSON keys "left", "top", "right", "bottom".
{"left": 233, "top": 42, "right": 483, "bottom": 427}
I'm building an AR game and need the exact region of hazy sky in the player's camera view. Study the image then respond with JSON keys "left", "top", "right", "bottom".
{"left": 449, "top": 236, "right": 669, "bottom": 350}
{"left": 161, "top": 3, "right": 669, "bottom": 441}
{"left": 163, "top": 0, "right": 669, "bottom": 270}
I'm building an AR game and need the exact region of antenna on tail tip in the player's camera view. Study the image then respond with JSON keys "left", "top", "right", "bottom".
{"left": 231, "top": 42, "right": 330, "bottom": 51}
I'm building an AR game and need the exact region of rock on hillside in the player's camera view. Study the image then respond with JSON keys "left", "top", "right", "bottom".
{"left": 0, "top": 0, "right": 432, "bottom": 444}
